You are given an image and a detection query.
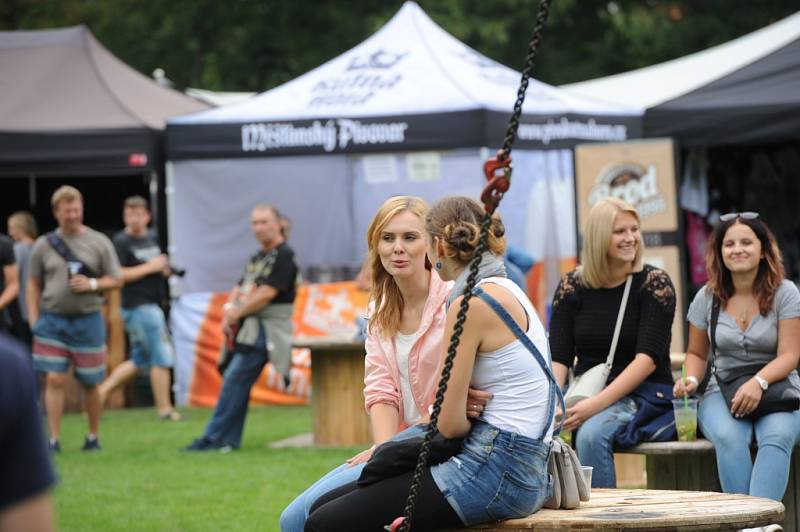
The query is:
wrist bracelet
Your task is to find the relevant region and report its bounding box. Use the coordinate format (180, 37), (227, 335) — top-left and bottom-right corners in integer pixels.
(89, 278), (98, 291)
(685, 375), (699, 387)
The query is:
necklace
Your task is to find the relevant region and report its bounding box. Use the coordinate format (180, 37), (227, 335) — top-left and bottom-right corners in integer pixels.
(738, 308), (749, 326)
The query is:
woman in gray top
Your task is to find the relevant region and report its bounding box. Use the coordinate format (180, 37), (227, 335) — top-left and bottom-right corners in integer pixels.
(675, 212), (800, 502)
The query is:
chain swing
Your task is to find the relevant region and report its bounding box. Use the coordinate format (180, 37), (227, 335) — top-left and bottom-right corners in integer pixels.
(389, 1), (553, 530)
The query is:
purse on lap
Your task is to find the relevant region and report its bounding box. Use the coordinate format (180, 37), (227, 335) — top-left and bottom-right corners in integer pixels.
(564, 275), (632, 408)
(703, 297), (800, 421)
(707, 298), (800, 420)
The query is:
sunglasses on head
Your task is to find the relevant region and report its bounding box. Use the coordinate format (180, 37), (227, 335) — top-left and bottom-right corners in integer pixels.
(719, 212), (759, 222)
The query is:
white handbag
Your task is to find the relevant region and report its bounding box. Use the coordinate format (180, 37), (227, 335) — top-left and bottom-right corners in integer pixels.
(563, 275), (632, 409)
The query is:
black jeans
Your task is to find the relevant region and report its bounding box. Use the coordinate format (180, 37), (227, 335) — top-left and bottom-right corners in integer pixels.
(305, 468), (463, 532)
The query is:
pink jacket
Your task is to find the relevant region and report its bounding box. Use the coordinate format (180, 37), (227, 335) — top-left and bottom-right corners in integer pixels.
(363, 271), (452, 431)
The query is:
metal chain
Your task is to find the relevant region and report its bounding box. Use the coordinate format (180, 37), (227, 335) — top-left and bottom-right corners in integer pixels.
(395, 1), (552, 530)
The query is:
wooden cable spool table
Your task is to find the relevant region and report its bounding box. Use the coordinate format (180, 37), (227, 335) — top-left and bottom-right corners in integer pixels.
(460, 489), (784, 531)
(292, 338), (370, 447)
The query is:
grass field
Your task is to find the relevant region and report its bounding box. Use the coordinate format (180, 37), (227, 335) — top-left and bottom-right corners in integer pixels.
(52, 406), (359, 532)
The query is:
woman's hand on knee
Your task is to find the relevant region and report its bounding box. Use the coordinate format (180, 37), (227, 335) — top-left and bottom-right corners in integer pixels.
(346, 445), (376, 467)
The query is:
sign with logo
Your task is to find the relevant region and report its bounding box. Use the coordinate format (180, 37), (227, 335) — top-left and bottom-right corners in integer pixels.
(575, 139), (684, 352)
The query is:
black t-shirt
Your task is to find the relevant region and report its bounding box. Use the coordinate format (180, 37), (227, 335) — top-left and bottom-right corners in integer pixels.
(549, 264), (676, 386)
(0, 333), (56, 511)
(0, 235), (15, 294)
(239, 243), (298, 304)
(113, 230), (166, 309)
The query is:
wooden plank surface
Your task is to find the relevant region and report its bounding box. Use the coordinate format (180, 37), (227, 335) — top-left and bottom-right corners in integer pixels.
(459, 489), (784, 531)
(292, 337), (364, 351)
(307, 344), (371, 447)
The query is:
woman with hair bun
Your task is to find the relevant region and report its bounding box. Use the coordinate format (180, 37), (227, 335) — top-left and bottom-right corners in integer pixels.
(306, 196), (557, 531)
(282, 196), (491, 532)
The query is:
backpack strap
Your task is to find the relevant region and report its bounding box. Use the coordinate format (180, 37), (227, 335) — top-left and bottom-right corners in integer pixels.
(46, 232), (99, 278)
(472, 285), (565, 439)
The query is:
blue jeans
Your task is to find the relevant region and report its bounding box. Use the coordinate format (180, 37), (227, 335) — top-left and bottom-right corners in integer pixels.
(574, 397), (637, 488)
(122, 304), (174, 369)
(698, 391), (800, 501)
(431, 420), (551, 526)
(279, 424), (425, 532)
(201, 327), (268, 448)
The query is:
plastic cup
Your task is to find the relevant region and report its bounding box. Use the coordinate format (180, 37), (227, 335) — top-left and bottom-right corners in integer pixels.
(580, 465), (593, 489)
(672, 398), (698, 441)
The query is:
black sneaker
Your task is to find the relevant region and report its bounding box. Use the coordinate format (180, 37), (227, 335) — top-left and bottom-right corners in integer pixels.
(183, 437), (214, 451)
(82, 436), (101, 452)
(49, 439), (61, 453)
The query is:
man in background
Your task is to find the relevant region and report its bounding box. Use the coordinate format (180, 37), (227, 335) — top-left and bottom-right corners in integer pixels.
(184, 204), (298, 452)
(8, 211), (38, 342)
(98, 196), (180, 421)
(0, 233), (19, 336)
(28, 185), (122, 452)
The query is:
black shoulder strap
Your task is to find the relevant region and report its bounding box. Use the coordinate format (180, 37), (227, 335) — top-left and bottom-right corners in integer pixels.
(697, 296), (720, 395)
(46, 232), (99, 278)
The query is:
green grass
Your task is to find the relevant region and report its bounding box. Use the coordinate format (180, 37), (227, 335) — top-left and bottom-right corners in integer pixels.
(52, 406), (360, 532)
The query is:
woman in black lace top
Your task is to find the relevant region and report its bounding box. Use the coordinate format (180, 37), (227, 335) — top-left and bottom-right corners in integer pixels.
(549, 198), (676, 488)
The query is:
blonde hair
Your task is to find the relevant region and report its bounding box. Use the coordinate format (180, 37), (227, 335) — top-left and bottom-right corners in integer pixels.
(8, 211), (38, 239)
(426, 196), (506, 265)
(579, 197), (643, 288)
(51, 185), (83, 209)
(366, 196), (429, 338)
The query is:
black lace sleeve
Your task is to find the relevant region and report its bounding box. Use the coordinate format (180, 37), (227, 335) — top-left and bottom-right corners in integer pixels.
(548, 270), (580, 368)
(635, 266), (676, 366)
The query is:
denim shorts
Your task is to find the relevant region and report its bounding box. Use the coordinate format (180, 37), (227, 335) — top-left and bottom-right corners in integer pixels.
(431, 420), (552, 525)
(32, 311), (107, 385)
(121, 303), (174, 369)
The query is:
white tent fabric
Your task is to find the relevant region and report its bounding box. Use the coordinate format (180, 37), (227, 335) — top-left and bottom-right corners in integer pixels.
(562, 11), (800, 109)
(167, 2), (640, 159)
(172, 2), (635, 124)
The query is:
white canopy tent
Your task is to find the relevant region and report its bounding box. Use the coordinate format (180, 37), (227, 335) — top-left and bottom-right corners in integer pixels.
(166, 1), (640, 294)
(165, 1), (643, 405)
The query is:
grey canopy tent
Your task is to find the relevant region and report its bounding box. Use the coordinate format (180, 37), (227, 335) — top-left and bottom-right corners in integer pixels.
(0, 25), (208, 177)
(563, 11), (800, 146)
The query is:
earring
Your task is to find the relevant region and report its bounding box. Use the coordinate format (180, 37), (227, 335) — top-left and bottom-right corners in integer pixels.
(435, 261), (442, 270)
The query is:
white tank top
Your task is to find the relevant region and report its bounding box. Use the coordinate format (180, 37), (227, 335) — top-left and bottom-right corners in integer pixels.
(395, 332), (422, 425)
(471, 277), (554, 441)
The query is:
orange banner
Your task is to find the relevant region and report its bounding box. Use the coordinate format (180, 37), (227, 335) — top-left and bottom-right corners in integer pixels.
(188, 282), (369, 406)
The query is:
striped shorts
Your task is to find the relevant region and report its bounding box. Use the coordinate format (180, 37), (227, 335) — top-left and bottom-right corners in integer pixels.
(33, 311), (107, 385)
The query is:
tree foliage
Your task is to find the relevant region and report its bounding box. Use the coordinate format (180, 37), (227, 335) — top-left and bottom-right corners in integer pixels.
(1, 0), (796, 91)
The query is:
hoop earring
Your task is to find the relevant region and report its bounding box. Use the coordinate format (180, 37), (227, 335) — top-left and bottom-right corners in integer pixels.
(435, 261), (443, 270)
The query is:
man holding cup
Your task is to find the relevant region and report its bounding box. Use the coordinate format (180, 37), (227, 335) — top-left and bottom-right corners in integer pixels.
(28, 186), (122, 452)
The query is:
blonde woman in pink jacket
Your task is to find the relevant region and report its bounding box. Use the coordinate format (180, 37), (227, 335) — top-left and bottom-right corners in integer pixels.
(281, 196), (490, 532)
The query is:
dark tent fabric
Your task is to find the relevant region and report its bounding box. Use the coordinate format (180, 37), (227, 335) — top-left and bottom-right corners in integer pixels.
(645, 37), (800, 146)
(0, 26), (208, 177)
(563, 11), (800, 148)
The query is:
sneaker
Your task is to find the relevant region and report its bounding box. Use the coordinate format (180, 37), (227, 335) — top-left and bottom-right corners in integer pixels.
(159, 410), (183, 422)
(81, 435), (101, 452)
(49, 439), (61, 453)
(183, 437), (214, 451)
(216, 444), (234, 454)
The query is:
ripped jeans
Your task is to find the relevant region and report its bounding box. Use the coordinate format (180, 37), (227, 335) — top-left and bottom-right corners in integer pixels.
(574, 397), (637, 488)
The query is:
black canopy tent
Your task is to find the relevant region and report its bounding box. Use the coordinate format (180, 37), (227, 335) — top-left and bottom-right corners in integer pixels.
(563, 11), (800, 147)
(0, 25), (208, 236)
(645, 37), (800, 147)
